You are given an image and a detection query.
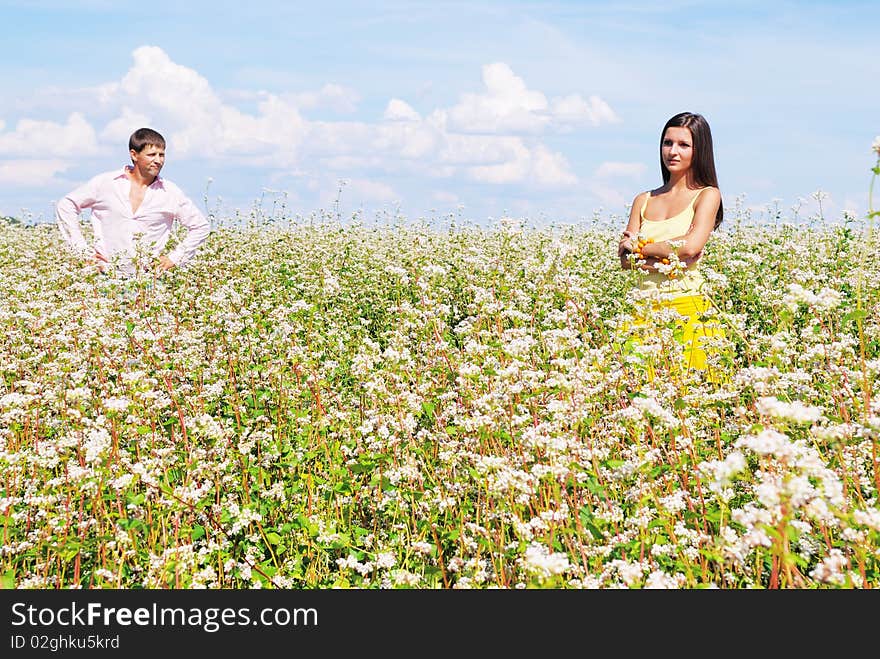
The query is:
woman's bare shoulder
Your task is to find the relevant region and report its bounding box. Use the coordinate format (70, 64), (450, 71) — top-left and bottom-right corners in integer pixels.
(696, 186), (722, 204)
(631, 190), (651, 206)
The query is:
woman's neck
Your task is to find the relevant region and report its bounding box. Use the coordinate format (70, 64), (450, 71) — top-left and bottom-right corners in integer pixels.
(664, 172), (695, 192)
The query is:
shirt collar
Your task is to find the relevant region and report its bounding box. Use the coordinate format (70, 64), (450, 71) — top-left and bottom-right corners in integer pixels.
(117, 165), (165, 188)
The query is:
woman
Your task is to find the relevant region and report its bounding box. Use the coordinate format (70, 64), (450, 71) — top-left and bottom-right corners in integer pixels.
(617, 111), (725, 380)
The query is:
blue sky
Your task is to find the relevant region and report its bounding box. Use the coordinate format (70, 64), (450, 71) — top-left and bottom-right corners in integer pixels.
(1, 0), (877, 227)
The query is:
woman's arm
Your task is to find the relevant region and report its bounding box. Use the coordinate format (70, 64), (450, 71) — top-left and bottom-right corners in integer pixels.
(618, 192), (646, 270)
(637, 187), (721, 262)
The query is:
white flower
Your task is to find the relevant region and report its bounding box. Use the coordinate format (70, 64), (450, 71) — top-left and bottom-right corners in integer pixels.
(872, 135), (880, 156)
(853, 508), (880, 532)
(0, 392), (33, 409)
(809, 549), (848, 586)
(756, 396), (824, 424)
(112, 474), (135, 491)
(815, 287), (843, 310)
(522, 542), (571, 578)
(392, 570), (421, 586)
(658, 490), (687, 514)
(629, 396), (678, 430)
(83, 427), (112, 464)
(699, 451), (748, 495)
(736, 427), (796, 460)
(103, 396), (131, 413)
(644, 570), (686, 589)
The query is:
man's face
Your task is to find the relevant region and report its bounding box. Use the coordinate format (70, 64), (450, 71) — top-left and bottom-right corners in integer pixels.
(130, 144), (165, 178)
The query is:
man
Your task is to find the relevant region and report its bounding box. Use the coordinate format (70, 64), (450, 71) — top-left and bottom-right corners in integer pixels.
(56, 127), (211, 275)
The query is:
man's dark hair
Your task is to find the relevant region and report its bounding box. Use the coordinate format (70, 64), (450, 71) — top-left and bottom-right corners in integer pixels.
(129, 127), (166, 153)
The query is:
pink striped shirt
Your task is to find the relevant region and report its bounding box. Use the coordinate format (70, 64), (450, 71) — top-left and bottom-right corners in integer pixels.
(55, 166), (211, 271)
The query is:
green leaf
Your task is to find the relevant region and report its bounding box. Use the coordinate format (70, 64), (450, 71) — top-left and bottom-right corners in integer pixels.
(62, 545), (81, 562)
(579, 507), (603, 540)
(333, 480), (353, 494)
(349, 460), (375, 474)
(0, 569), (15, 589)
(844, 309), (867, 323)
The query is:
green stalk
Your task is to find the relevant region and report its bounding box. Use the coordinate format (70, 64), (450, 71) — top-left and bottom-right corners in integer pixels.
(855, 155), (879, 418)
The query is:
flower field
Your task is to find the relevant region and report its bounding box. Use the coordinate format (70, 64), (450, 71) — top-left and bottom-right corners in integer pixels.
(1, 202), (879, 589)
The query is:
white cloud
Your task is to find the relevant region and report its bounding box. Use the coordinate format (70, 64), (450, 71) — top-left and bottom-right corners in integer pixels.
(552, 94), (620, 127)
(532, 145), (578, 186)
(316, 177), (397, 210)
(219, 85), (358, 115)
(588, 182), (630, 210)
(439, 132), (553, 169)
(588, 162), (645, 210)
(282, 84), (360, 113)
(384, 99), (421, 122)
(0, 159), (69, 186)
(346, 178), (397, 203)
(121, 46), (218, 115)
(230, 95), (306, 157)
(305, 115), (572, 186)
(320, 154), (384, 171)
(2, 48), (603, 200)
(448, 62), (550, 134)
(6, 81), (124, 117)
(102, 45), (307, 160)
(468, 151), (530, 184)
(446, 62), (619, 134)
(594, 161), (646, 179)
(101, 107), (153, 144)
(380, 122), (439, 159)
(468, 140), (576, 186)
(306, 121), (373, 159)
(841, 197), (861, 217)
(0, 113), (99, 157)
(431, 190), (459, 203)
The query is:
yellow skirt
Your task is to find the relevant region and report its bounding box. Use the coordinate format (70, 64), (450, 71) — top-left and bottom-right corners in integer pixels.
(623, 294), (727, 383)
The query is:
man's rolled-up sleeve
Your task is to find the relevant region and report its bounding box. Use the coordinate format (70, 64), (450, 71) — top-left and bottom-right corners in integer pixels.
(55, 178), (97, 258)
(167, 192), (211, 267)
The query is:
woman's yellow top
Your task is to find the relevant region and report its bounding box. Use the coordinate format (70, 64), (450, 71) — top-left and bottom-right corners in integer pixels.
(637, 187), (707, 296)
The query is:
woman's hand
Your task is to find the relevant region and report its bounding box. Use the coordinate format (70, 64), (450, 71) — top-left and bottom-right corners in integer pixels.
(618, 230), (635, 258)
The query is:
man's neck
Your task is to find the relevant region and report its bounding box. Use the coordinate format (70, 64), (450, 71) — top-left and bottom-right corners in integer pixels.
(126, 165), (156, 187)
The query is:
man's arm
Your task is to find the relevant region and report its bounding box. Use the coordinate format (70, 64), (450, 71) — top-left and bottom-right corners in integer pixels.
(165, 190), (211, 269)
(55, 179), (98, 259)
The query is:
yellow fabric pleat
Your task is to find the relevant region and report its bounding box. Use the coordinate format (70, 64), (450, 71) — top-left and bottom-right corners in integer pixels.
(622, 294), (727, 383)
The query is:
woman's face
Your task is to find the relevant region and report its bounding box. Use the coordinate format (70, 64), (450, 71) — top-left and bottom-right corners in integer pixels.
(661, 126), (693, 175)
